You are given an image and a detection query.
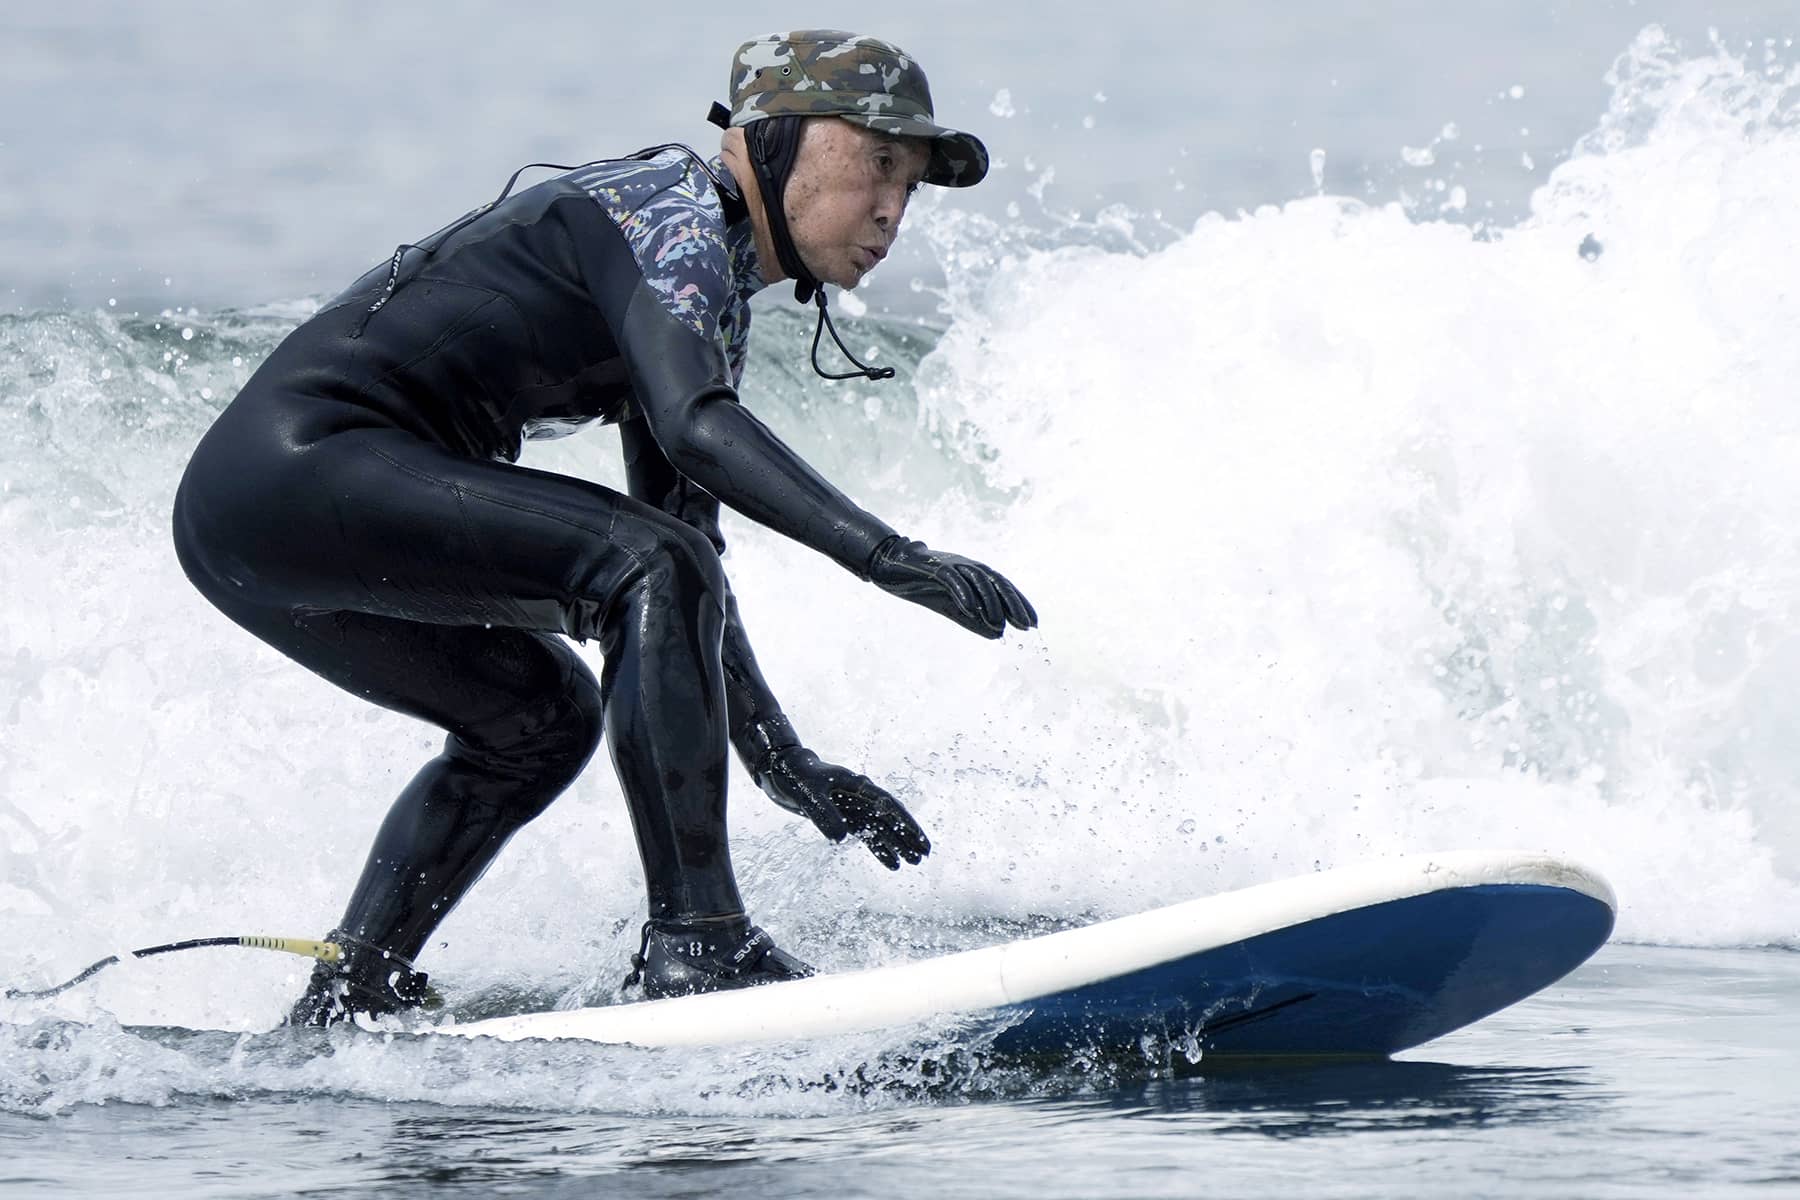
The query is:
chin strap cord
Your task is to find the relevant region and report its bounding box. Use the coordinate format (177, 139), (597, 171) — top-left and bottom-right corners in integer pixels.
(4, 936), (343, 1000)
(809, 291), (896, 382)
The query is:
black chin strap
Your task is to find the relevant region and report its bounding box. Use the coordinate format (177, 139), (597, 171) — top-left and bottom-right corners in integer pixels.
(739, 115), (819, 304)
(710, 104), (897, 384)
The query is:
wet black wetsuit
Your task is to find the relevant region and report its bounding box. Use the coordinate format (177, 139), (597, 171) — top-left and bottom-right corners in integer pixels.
(172, 149), (896, 990)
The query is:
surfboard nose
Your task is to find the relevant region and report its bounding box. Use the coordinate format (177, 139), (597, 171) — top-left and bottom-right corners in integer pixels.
(989, 879), (1616, 1060)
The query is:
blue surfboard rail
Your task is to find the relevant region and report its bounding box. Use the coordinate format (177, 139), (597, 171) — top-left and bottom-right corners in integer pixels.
(989, 882), (1615, 1060)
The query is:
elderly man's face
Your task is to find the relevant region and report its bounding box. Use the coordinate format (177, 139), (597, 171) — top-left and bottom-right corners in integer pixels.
(783, 118), (930, 290)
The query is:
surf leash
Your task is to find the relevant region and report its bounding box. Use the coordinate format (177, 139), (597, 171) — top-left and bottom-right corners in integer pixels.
(4, 936), (342, 1000)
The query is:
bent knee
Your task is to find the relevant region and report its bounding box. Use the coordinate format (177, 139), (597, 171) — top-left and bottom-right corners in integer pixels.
(619, 517), (726, 618)
(457, 668), (606, 810)
(564, 512), (726, 643)
(653, 518), (726, 602)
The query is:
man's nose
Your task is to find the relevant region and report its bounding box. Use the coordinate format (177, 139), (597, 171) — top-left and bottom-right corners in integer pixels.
(874, 186), (908, 231)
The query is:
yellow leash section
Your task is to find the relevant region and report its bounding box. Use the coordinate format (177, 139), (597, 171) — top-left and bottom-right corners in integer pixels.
(3, 936), (343, 1000)
(235, 936), (342, 962)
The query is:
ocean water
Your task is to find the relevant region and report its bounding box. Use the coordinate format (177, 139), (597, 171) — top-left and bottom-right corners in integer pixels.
(4, 9), (1800, 1198)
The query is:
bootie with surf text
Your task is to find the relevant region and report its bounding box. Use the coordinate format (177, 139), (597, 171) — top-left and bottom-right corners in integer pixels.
(623, 916), (815, 1000)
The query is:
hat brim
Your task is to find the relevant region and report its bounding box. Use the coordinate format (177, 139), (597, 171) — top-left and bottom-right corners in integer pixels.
(836, 112), (990, 188)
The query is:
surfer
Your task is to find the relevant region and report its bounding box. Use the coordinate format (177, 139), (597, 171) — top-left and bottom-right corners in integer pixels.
(171, 30), (1035, 1026)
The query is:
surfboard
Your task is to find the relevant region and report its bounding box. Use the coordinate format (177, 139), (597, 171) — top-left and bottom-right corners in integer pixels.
(436, 850), (1615, 1060)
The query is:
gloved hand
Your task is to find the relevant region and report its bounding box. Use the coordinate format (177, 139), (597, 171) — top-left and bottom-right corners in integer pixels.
(867, 535), (1038, 640)
(754, 745), (930, 870)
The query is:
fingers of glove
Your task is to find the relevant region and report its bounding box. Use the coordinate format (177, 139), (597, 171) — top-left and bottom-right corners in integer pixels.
(946, 603), (1003, 639)
(836, 778), (931, 866)
(878, 805), (931, 864)
(991, 571), (1038, 629)
(955, 563), (1006, 633)
(856, 827), (903, 870)
(907, 577), (997, 639)
(929, 560), (983, 627)
(919, 579), (999, 638)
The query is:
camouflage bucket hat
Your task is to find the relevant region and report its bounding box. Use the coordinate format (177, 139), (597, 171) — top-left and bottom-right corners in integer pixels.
(719, 30), (989, 188)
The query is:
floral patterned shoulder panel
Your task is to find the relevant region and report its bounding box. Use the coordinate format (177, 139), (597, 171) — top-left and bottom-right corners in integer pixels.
(571, 149), (763, 386)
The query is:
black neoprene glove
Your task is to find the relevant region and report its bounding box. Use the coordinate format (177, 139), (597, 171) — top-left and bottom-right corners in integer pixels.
(867, 535), (1038, 640)
(751, 742), (931, 870)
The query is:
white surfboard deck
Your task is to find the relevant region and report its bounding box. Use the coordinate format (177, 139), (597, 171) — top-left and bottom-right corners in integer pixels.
(433, 850), (1614, 1056)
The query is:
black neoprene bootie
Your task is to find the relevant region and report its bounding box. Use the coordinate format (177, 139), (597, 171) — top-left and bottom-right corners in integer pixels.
(284, 934), (434, 1027)
(624, 917), (815, 1000)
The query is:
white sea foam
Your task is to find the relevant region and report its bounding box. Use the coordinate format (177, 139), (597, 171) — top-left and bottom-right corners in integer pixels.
(887, 27), (1800, 946)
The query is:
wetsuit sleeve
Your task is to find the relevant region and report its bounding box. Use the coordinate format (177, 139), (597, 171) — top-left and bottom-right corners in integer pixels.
(619, 417), (800, 769)
(619, 410), (727, 553)
(613, 281), (896, 577)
